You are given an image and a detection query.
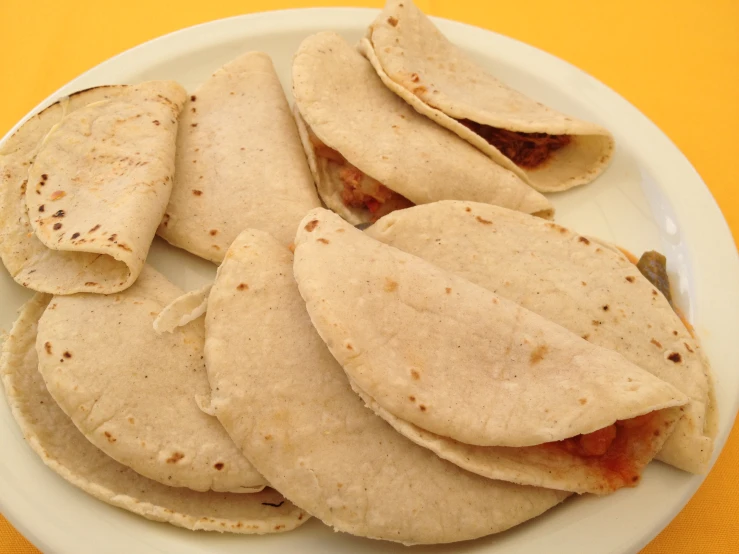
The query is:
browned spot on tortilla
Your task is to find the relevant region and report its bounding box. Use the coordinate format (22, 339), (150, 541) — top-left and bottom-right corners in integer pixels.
(274, 525), (285, 530)
(191, 189), (203, 196)
(237, 283), (249, 291)
(673, 330), (679, 336)
(596, 248), (603, 253)
(409, 395), (416, 402)
(419, 404), (427, 412)
(317, 238), (329, 244)
(387, 16), (398, 26)
(413, 85), (427, 95)
(384, 278), (398, 292)
(190, 95), (197, 101)
(38, 205), (45, 212)
(582, 333), (590, 340)
(652, 290), (658, 296)
(63, 351), (72, 358)
(71, 232), (80, 239)
(304, 219), (319, 232)
(592, 320), (602, 326)
(264, 435), (273, 441)
(191, 107), (196, 113)
(465, 207), (472, 212)
(50, 190), (66, 201)
(668, 352), (682, 363)
(53, 223), (62, 230)
(579, 398), (588, 405)
(581, 281), (587, 286)
(684, 342), (694, 353)
(445, 287), (452, 294)
(345, 343), (354, 351)
(578, 236), (590, 245)
(104, 432), (116, 443)
(530, 344), (548, 364)
(44, 342), (52, 354)
(298, 514), (304, 521)
(89, 224), (100, 233)
(410, 72), (420, 82)
(117, 243), (132, 251)
(476, 216), (492, 225)
(153, 120), (160, 125)
(41, 174), (48, 181)
(288, 243), (296, 253)
(209, 229), (218, 236)
(214, 462), (224, 470)
(191, 123), (198, 127)
(626, 276), (635, 283)
(336, 228), (345, 233)
(650, 338), (662, 348)
(410, 369), (420, 380)
(85, 281), (97, 286)
(128, 417), (135, 424)
(602, 305), (609, 311)
(166, 452), (184, 464)
(52, 210), (65, 218)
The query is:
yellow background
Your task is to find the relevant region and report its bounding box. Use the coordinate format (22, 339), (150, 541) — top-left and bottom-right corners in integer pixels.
(1, 0), (737, 552)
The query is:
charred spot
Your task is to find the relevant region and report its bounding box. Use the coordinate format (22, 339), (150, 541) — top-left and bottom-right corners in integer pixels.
(104, 432), (116, 443)
(409, 395), (416, 402)
(631, 476), (639, 483)
(650, 338), (663, 348)
(89, 224), (100, 233)
(673, 330), (679, 336)
(626, 276), (635, 283)
(117, 243), (132, 251)
(161, 213), (170, 227)
(191, 123), (198, 127)
(236, 283), (248, 291)
(298, 513), (304, 521)
(465, 207), (472, 212)
(602, 305), (609, 311)
(214, 462), (224, 470)
(191, 107), (197, 113)
(654, 430), (661, 437)
(52, 210), (65, 218)
(85, 281), (97, 286)
(44, 342), (52, 354)
(71, 232), (80, 239)
(41, 174), (48, 181)
(317, 238), (330, 244)
(304, 219), (319, 232)
(274, 525), (285, 530)
(592, 320), (602, 326)
(445, 287), (452, 294)
(476, 216), (493, 225)
(108, 234), (117, 242)
(209, 229), (218, 236)
(261, 500), (285, 507)
(652, 290), (658, 296)
(578, 236), (590, 245)
(166, 452), (185, 464)
(63, 351), (72, 358)
(38, 205), (45, 212)
(153, 120), (160, 125)
(667, 352), (682, 363)
(684, 342), (694, 353)
(192, 189), (203, 196)
(384, 278), (398, 292)
(530, 344), (548, 364)
(190, 95), (197, 101)
(53, 223), (62, 230)
(387, 16), (398, 26)
(410, 72), (420, 82)
(419, 404), (427, 412)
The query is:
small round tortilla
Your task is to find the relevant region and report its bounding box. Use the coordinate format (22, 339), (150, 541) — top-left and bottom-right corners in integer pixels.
(293, 208), (687, 448)
(36, 266), (266, 492)
(363, 0), (614, 192)
(366, 201), (716, 474)
(0, 294), (308, 533)
(205, 228), (567, 545)
(292, 32), (553, 224)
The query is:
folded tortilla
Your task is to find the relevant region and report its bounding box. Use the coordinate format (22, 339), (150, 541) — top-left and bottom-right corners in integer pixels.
(361, 0), (614, 192)
(0, 82), (185, 295)
(292, 32), (552, 225)
(205, 228), (567, 544)
(157, 52), (320, 261)
(36, 266), (266, 493)
(293, 208), (689, 493)
(0, 294), (308, 533)
(366, 201), (717, 474)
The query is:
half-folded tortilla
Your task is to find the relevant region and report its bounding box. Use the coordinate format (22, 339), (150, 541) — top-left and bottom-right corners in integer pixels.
(0, 294), (308, 533)
(0, 82), (185, 295)
(292, 32), (553, 225)
(36, 266), (266, 493)
(157, 52), (320, 260)
(293, 208), (689, 493)
(366, 201), (717, 474)
(361, 0), (614, 192)
(205, 228), (567, 544)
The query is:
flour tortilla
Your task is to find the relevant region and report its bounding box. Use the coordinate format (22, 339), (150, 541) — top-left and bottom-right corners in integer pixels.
(1, 81), (186, 294)
(367, 201), (716, 474)
(205, 228), (567, 545)
(157, 52), (320, 261)
(362, 0), (614, 192)
(292, 32), (552, 225)
(294, 208), (687, 449)
(0, 294), (308, 533)
(36, 266), (266, 492)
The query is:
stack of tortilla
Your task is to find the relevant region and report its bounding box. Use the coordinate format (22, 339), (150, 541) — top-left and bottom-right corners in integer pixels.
(0, 3), (718, 548)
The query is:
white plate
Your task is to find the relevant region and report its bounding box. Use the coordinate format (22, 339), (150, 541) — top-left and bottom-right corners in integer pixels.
(1, 8), (738, 554)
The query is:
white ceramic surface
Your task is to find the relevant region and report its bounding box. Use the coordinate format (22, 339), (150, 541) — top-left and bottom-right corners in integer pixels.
(1, 8), (737, 554)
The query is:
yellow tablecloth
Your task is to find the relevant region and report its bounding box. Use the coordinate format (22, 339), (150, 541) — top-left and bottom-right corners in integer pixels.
(1, 0), (737, 552)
